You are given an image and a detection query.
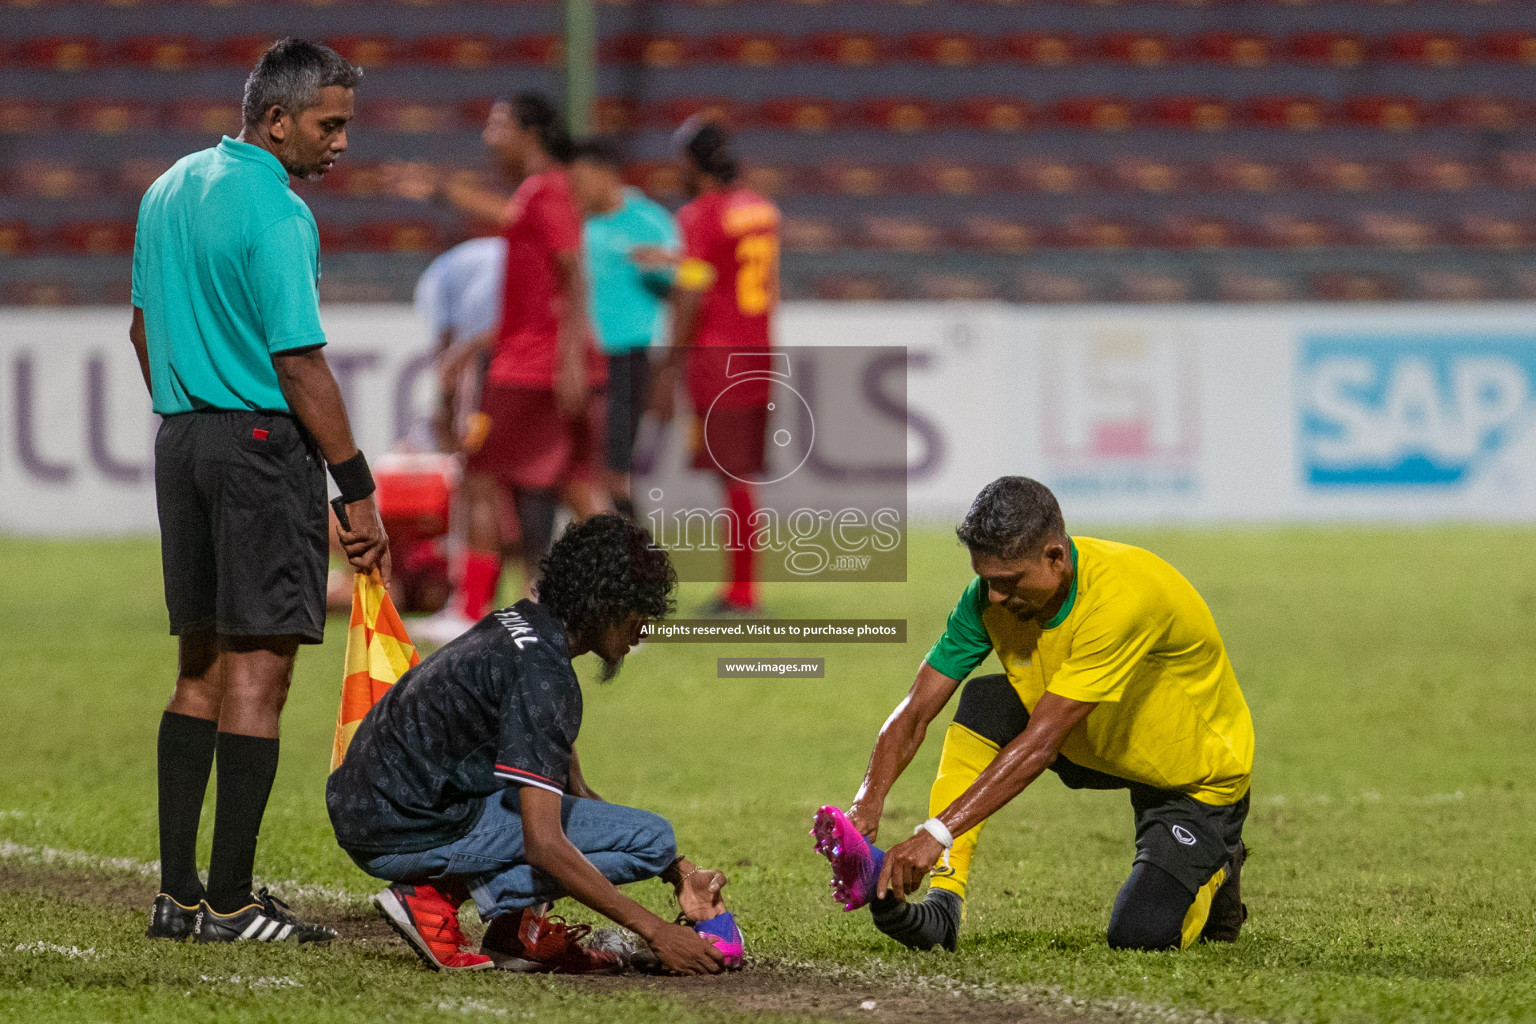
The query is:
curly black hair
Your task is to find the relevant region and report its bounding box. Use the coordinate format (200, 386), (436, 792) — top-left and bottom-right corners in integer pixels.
(536, 514), (677, 642)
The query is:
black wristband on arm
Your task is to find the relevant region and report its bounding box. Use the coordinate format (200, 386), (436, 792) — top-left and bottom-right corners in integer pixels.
(328, 450), (375, 504)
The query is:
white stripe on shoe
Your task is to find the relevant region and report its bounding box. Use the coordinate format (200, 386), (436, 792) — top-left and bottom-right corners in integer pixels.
(239, 918), (267, 940)
(258, 920), (283, 942)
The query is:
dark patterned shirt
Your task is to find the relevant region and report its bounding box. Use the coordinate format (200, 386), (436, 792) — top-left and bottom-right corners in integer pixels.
(326, 600), (583, 856)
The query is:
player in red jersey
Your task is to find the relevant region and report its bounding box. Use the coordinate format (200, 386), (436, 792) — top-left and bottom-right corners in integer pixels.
(433, 94), (609, 634)
(652, 119), (779, 614)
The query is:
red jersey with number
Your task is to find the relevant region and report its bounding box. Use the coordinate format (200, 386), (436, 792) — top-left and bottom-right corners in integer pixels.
(677, 187), (779, 409)
(487, 167), (605, 388)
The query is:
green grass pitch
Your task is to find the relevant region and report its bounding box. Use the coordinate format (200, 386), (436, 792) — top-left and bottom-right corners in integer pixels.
(1, 527), (1534, 1023)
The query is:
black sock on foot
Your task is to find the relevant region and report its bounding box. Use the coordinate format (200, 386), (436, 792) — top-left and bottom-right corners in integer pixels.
(205, 732), (280, 915)
(156, 711), (217, 905)
(870, 888), (962, 952)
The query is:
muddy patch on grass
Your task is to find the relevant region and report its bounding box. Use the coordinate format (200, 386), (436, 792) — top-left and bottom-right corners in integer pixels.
(0, 862), (1131, 1024)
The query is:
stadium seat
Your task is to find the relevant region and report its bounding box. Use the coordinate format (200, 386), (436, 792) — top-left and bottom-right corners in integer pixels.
(1305, 155), (1386, 192)
(1346, 96), (1425, 132)
(1061, 217), (1141, 249)
(17, 36), (103, 71)
(118, 36), (207, 71)
(1110, 157), (1187, 193)
(1258, 214), (1339, 248)
(759, 98), (843, 133)
(7, 160), (102, 200)
(1099, 33), (1179, 67)
(356, 220), (441, 253)
(916, 272), (998, 301)
(1118, 272), (1191, 303)
(1290, 32), (1367, 69)
(1416, 271), (1491, 302)
(0, 100), (60, 134)
(1002, 33), (1077, 66)
(54, 220), (136, 256)
(712, 34), (793, 66)
(1014, 158), (1095, 193)
(780, 216), (845, 252)
(859, 216), (943, 252)
(627, 160), (686, 200)
(1217, 271), (1295, 302)
(165, 99), (242, 137)
(603, 34), (699, 67)
(813, 161), (896, 196)
(1446, 95), (1525, 131)
(644, 97), (741, 130)
(912, 161), (993, 195)
(213, 36), (278, 68)
(0, 221), (38, 256)
(592, 97), (638, 133)
(804, 33), (889, 66)
(904, 32), (986, 66)
(954, 216), (1036, 252)
(414, 35), (498, 68)
(1013, 271), (1094, 305)
(117, 157), (176, 195)
(1402, 153), (1479, 190)
(326, 36), (397, 68)
(364, 100), (458, 133)
(741, 164), (796, 197)
(1210, 156), (1288, 193)
(813, 274), (897, 301)
(1247, 95), (1331, 131)
(1483, 31), (1536, 65)
(1, 281), (81, 306)
(504, 35), (563, 66)
(955, 97), (1030, 132)
(1313, 271), (1400, 302)
(1492, 150), (1536, 189)
(1194, 32), (1271, 67)
(1355, 213), (1438, 249)
(67, 100), (155, 134)
(1458, 215), (1527, 249)
(1387, 32), (1465, 67)
(1055, 96), (1135, 132)
(858, 98), (938, 134)
(1150, 96), (1231, 132)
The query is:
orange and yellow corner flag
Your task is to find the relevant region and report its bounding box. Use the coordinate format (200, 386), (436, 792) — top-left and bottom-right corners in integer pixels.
(330, 573), (420, 772)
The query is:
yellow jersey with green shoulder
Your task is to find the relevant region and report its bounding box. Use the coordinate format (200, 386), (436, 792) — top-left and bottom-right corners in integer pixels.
(924, 536), (1253, 806)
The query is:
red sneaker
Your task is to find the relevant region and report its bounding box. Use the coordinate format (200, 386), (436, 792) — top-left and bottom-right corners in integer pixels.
(480, 907), (622, 974)
(372, 884), (494, 972)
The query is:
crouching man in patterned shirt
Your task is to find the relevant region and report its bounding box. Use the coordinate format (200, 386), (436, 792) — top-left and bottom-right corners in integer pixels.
(327, 515), (729, 974)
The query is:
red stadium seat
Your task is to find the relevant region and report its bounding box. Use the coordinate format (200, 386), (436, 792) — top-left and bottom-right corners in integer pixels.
(1062, 218), (1141, 250)
(214, 37), (277, 68)
(804, 33), (888, 67)
(904, 33), (985, 66)
(1354, 213), (1437, 249)
(1150, 96), (1231, 132)
(18, 36), (104, 71)
(1014, 158), (1096, 193)
(955, 97), (1030, 133)
(603, 34), (699, 68)
(1416, 272), (1491, 303)
(916, 273), (998, 301)
(316, 222), (356, 252)
(1492, 151), (1536, 190)
(1386, 32), (1465, 68)
(644, 97), (741, 129)
(1258, 215), (1339, 249)
(1217, 271), (1295, 303)
(8, 160), (103, 199)
(1402, 153), (1480, 190)
(414, 35), (498, 69)
(712, 34), (794, 67)
(1446, 95), (1525, 132)
(858, 98), (937, 133)
(1110, 157), (1187, 194)
(1457, 215), (1527, 250)
(759, 98), (843, 133)
(326, 36), (397, 68)
(859, 216), (943, 252)
(1305, 155), (1386, 192)
(1100, 33), (1179, 68)
(55, 220), (136, 255)
(166, 99), (243, 137)
(1, 281), (81, 306)
(0, 100), (60, 134)
(813, 161), (896, 196)
(0, 221), (38, 256)
(1290, 32), (1367, 69)
(741, 164), (797, 197)
(357, 221), (441, 253)
(1118, 272), (1191, 303)
(1247, 95), (1331, 131)
(67, 100), (155, 134)
(814, 274), (898, 301)
(504, 35), (563, 67)
(118, 157), (176, 195)
(365, 101), (458, 133)
(912, 161), (993, 196)
(592, 97), (639, 133)
(117, 36), (207, 71)
(780, 217), (845, 252)
(1345, 96), (1425, 132)
(1210, 156), (1288, 193)
(1483, 32), (1536, 66)
(954, 216), (1037, 252)
(1055, 96), (1136, 132)
(1002, 33), (1077, 67)
(1313, 272), (1401, 303)
(1194, 32), (1271, 67)
(627, 161), (686, 200)
(1014, 271), (1094, 305)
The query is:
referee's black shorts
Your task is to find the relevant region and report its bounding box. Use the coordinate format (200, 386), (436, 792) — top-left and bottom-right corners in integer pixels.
(154, 410), (328, 644)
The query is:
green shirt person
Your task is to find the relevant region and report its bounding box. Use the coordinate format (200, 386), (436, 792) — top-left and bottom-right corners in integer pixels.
(130, 38), (387, 949)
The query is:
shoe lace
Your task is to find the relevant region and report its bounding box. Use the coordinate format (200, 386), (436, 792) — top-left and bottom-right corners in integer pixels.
(416, 898), (474, 953)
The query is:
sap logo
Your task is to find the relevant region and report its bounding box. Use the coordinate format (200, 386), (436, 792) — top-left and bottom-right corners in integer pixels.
(1171, 825), (1198, 846)
(1299, 335), (1536, 487)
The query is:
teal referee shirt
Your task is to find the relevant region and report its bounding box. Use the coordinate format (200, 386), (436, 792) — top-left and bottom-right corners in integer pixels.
(131, 136), (327, 416)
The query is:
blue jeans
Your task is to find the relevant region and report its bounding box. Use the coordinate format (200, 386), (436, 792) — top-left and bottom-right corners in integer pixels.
(355, 791), (677, 921)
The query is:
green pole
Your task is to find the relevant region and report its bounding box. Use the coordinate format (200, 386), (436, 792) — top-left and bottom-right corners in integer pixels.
(564, 0), (596, 136)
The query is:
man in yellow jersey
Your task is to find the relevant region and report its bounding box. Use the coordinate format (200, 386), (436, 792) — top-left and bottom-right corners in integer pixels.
(812, 476), (1254, 952)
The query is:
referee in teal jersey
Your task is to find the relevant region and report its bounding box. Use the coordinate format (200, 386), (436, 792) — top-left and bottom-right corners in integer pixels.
(130, 39), (388, 946)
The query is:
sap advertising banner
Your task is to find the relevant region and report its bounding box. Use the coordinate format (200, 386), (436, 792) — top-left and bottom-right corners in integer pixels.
(3, 303), (1536, 535)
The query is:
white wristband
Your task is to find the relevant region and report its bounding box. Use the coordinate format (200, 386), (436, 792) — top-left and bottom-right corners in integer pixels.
(915, 817), (954, 849)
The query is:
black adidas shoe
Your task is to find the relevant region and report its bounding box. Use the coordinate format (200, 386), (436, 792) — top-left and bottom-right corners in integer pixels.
(194, 887), (338, 945)
(146, 894), (201, 941)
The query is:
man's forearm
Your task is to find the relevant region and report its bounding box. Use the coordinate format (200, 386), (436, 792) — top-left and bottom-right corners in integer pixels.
(129, 308), (152, 395)
(273, 348), (360, 465)
(441, 178), (511, 225)
(526, 838), (668, 940)
(853, 709), (925, 811)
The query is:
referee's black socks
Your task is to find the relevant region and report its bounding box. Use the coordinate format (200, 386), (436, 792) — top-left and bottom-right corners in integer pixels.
(206, 732), (280, 915)
(156, 711), (217, 906)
